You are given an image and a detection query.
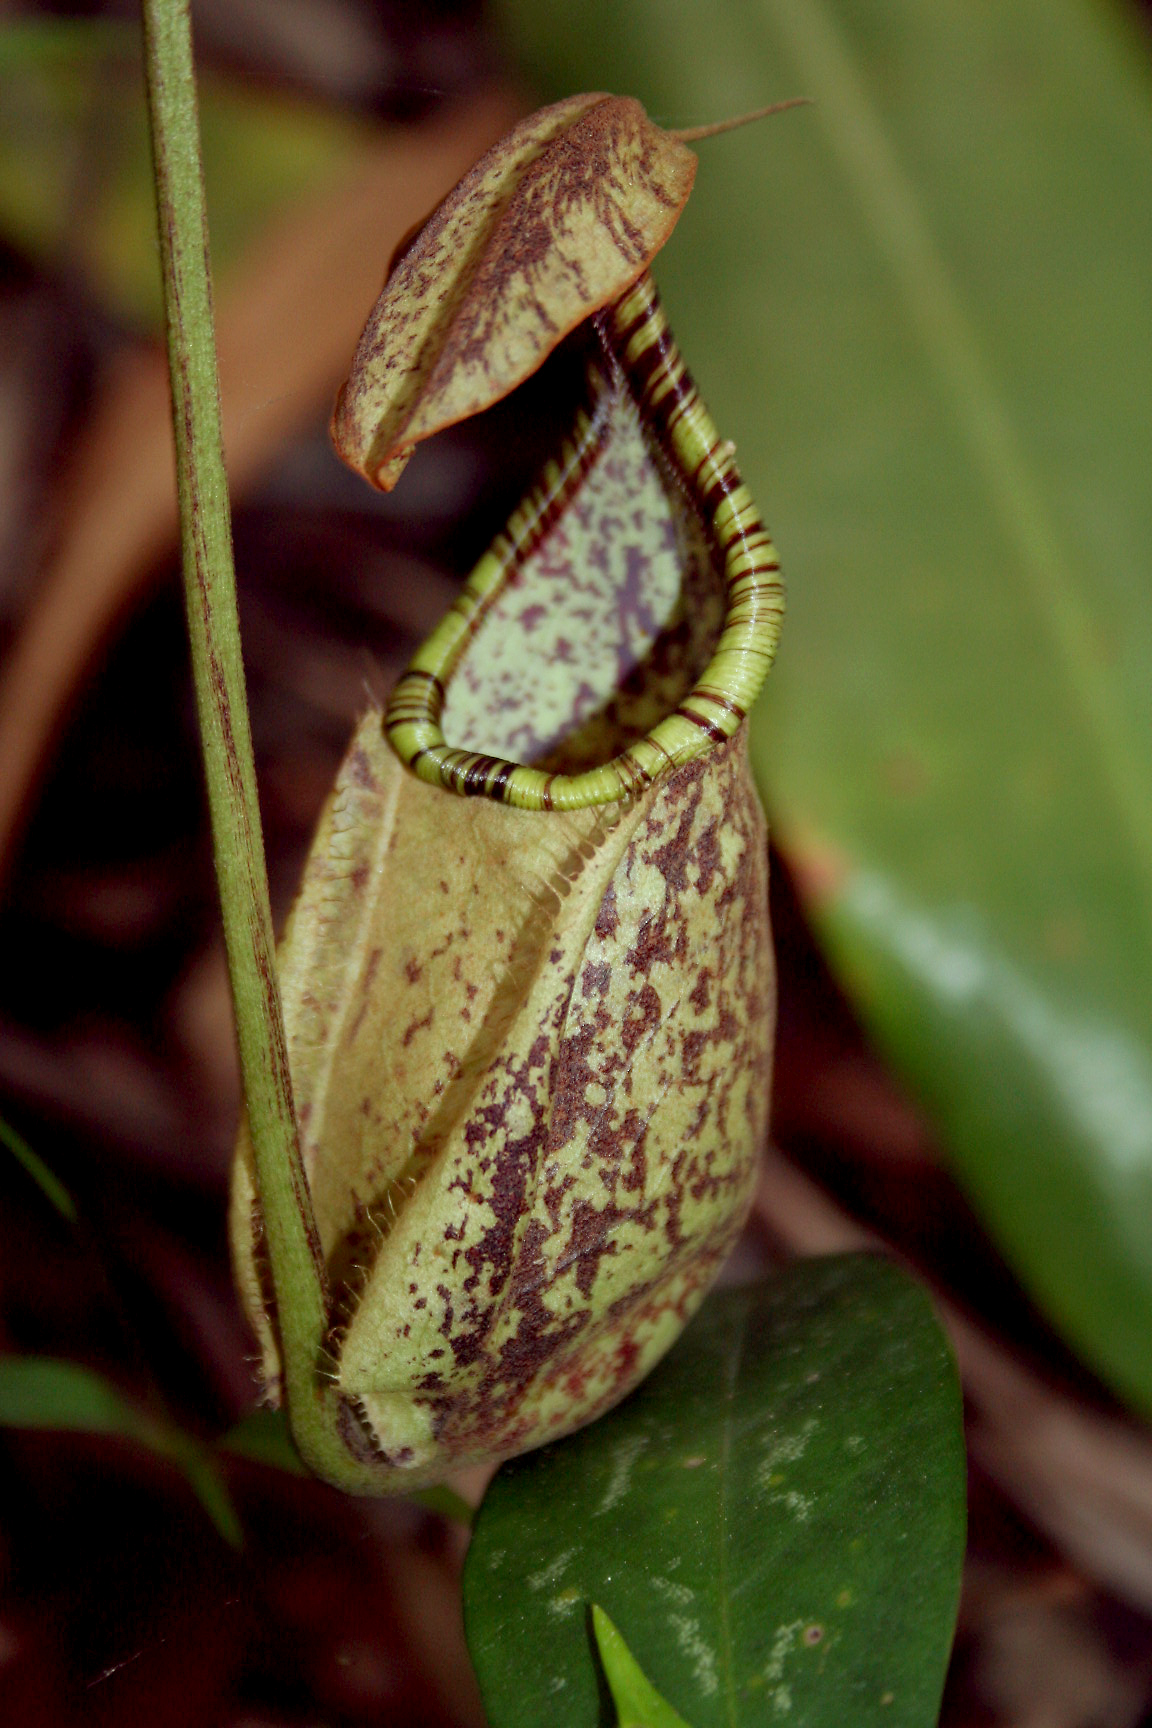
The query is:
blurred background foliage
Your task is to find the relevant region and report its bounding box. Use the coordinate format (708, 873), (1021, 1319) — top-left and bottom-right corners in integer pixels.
(496, 0), (1152, 1423)
(0, 17), (372, 329)
(2, 2), (1152, 1725)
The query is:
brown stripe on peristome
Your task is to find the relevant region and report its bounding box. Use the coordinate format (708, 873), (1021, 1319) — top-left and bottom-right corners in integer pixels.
(490, 530), (517, 567)
(643, 366), (698, 452)
(699, 468), (739, 519)
(607, 295), (660, 353)
(623, 322), (677, 396)
(619, 751), (654, 793)
(692, 446), (730, 492)
(696, 687), (747, 722)
(677, 705), (729, 744)
(651, 383), (693, 442)
(542, 775), (556, 812)
(726, 561), (782, 594)
(402, 669), (445, 698)
(461, 755), (500, 796)
(489, 762), (515, 802)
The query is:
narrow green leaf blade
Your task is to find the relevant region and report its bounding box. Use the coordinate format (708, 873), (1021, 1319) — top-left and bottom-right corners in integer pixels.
(0, 1357), (241, 1546)
(173, 1445), (244, 1549)
(464, 1258), (965, 1728)
(592, 1605), (696, 1728)
(495, 0), (1152, 1414)
(0, 1117), (75, 1219)
(0, 1356), (150, 1436)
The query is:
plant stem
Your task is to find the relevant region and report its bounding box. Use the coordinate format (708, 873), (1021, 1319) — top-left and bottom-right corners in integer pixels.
(139, 0), (359, 1484)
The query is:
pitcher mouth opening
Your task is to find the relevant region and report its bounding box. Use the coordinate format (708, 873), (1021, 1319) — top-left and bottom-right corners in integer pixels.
(383, 275), (784, 812)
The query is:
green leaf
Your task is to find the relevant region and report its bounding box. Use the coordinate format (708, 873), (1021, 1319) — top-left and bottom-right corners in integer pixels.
(0, 1357), (241, 1546)
(219, 1404), (309, 1476)
(495, 0), (1152, 1416)
(0, 1117), (75, 1219)
(0, 1355), (153, 1436)
(592, 1605), (695, 1728)
(463, 1258), (965, 1728)
(175, 1447), (244, 1550)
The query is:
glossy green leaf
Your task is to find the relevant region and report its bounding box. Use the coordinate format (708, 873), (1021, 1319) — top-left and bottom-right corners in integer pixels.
(0, 18), (364, 327)
(496, 0), (1152, 1414)
(463, 1258), (965, 1728)
(0, 1356), (241, 1545)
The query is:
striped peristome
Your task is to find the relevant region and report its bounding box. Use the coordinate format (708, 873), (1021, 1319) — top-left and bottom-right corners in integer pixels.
(385, 271), (784, 810)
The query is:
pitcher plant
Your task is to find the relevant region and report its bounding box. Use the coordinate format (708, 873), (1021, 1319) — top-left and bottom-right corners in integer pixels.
(230, 94), (787, 1489)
